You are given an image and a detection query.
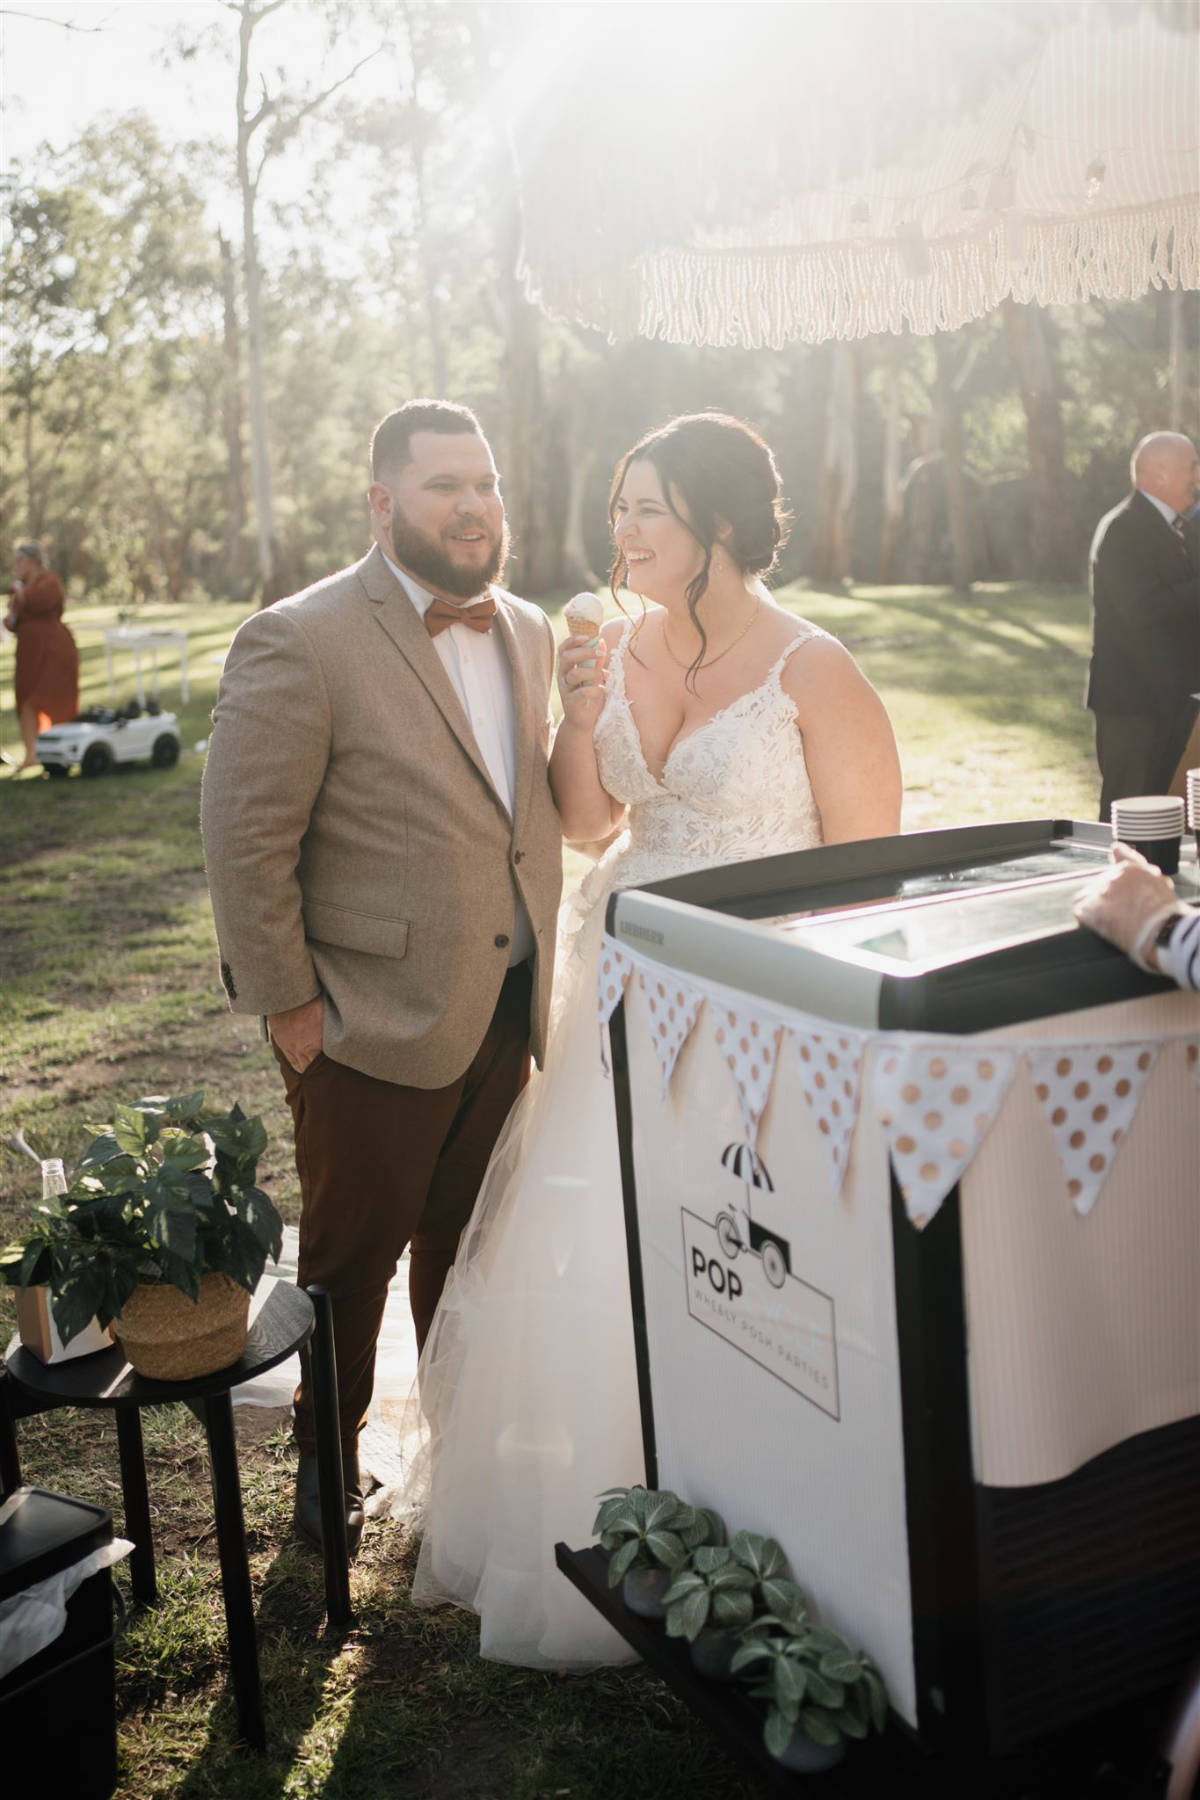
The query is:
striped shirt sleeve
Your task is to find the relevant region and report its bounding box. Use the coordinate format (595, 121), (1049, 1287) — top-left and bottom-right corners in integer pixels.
(1164, 908), (1200, 991)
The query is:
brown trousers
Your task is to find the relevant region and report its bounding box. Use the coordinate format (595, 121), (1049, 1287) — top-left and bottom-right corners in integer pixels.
(276, 962), (532, 1455)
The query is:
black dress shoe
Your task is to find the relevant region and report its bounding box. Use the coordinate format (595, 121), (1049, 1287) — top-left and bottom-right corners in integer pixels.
(293, 1449), (365, 1559)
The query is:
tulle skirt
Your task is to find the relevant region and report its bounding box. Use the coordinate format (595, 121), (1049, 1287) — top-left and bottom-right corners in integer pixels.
(402, 859), (650, 1668)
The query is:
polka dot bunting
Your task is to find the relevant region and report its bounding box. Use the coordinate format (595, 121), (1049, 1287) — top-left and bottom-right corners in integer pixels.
(597, 943), (634, 1030)
(871, 1043), (1019, 1228)
(785, 1027), (864, 1196)
(641, 974), (706, 1100)
(1026, 1041), (1159, 1216)
(716, 1008), (782, 1147)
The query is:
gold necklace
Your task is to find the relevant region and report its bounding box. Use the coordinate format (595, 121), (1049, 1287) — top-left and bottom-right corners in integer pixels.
(662, 598), (761, 672)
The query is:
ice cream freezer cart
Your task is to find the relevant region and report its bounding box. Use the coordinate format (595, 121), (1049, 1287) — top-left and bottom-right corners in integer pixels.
(592, 821), (1200, 1785)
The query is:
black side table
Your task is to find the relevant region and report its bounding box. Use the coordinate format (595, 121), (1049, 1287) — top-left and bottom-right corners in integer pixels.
(3, 1281), (351, 1749)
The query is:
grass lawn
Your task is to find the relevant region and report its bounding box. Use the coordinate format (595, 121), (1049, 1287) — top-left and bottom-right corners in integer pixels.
(0, 581), (1098, 1798)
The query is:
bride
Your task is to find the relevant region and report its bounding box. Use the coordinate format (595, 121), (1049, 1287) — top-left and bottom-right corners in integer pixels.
(406, 411), (902, 1667)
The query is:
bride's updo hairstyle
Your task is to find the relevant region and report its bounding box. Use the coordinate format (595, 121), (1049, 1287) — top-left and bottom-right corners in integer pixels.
(608, 411), (791, 683)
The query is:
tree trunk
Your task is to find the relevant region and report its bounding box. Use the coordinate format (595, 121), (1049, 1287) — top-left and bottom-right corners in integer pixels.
(1168, 285), (1185, 432)
(878, 350), (903, 583)
(935, 335), (972, 593)
(812, 343), (857, 585)
(218, 231), (249, 602)
(1001, 297), (1076, 581)
(411, 143), (446, 397)
(236, 1), (279, 605)
(499, 206), (561, 597)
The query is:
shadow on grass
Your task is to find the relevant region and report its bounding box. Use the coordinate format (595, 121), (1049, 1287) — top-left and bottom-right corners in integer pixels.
(143, 1518), (761, 1800)
(831, 588), (1091, 735)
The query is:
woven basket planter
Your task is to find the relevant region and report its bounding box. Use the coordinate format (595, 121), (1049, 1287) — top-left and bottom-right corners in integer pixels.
(117, 1272), (250, 1381)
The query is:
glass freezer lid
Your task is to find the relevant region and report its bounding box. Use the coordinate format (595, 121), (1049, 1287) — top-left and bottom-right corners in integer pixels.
(778, 871), (1102, 969)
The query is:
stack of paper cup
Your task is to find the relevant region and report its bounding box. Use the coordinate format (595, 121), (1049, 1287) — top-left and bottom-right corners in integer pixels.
(1110, 794), (1185, 875)
(1186, 768), (1200, 835)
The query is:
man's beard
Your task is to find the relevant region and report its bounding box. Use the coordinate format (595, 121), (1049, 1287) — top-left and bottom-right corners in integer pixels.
(389, 507), (509, 600)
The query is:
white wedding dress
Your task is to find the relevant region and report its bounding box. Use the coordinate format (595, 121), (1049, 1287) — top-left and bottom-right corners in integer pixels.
(406, 615), (828, 1667)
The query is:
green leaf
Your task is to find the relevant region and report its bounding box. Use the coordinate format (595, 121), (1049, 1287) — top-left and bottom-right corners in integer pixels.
(692, 1544), (732, 1576)
(761, 1577), (808, 1622)
(838, 1705), (868, 1741)
(643, 1490), (683, 1534)
(593, 1494), (629, 1536)
(797, 1707), (842, 1748)
(775, 1656), (807, 1709)
(668, 1587), (711, 1642)
(643, 1528), (686, 1569)
(19, 1240), (53, 1289)
(841, 1683), (870, 1737)
(712, 1589), (755, 1630)
(600, 1502), (640, 1539)
(819, 1650), (863, 1684)
(661, 1571), (703, 1606)
(51, 1262), (107, 1345)
(76, 1131), (123, 1171)
(112, 1106), (150, 1155)
(804, 1669), (846, 1709)
(710, 1565), (755, 1593)
(730, 1640), (773, 1675)
(159, 1207), (197, 1264)
(763, 1709), (794, 1759)
(864, 1667), (889, 1733)
(606, 1538), (641, 1584)
(240, 1187), (283, 1260)
(680, 1505), (726, 1548)
(730, 1530), (790, 1580)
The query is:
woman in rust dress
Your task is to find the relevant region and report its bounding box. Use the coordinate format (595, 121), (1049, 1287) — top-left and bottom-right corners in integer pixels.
(5, 541), (79, 770)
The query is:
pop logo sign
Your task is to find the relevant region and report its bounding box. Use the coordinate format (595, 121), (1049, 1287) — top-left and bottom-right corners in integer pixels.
(679, 1142), (840, 1420)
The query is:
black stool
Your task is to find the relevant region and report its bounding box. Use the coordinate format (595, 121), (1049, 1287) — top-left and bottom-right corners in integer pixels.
(1, 1281), (352, 1748)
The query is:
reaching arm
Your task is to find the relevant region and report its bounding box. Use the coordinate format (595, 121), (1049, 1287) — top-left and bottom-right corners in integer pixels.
(786, 638), (902, 843)
(1073, 841), (1200, 986)
(549, 617), (627, 843)
(199, 606), (332, 1019)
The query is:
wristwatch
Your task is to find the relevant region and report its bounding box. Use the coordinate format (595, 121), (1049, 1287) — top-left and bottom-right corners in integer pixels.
(1151, 909), (1186, 968)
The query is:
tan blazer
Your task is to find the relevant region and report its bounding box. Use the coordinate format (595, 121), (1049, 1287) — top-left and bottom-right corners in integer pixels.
(200, 546), (563, 1087)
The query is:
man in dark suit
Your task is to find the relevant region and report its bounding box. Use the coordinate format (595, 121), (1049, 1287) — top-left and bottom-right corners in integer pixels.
(1086, 431), (1200, 819)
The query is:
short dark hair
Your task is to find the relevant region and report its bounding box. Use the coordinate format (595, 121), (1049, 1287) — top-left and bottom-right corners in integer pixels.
(371, 400), (484, 483)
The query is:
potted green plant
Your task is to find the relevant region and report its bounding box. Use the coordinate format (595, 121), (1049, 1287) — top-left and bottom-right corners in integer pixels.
(731, 1617), (888, 1773)
(662, 1545), (758, 1676)
(665, 1530), (809, 1679)
(727, 1529), (809, 1623)
(593, 1486), (725, 1618)
(1, 1092), (282, 1381)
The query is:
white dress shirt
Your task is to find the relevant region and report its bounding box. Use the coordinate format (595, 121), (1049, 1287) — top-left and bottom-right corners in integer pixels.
(383, 551), (534, 966)
(1141, 489), (1186, 532)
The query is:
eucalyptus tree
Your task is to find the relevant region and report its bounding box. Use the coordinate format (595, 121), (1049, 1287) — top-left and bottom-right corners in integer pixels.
(217, 0), (381, 601)
(1, 117), (219, 591)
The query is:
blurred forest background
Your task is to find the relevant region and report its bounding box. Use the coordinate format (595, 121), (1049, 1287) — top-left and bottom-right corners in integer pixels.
(5, 0), (1199, 611)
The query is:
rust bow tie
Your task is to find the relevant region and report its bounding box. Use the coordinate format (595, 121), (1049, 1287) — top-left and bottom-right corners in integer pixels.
(424, 595), (497, 637)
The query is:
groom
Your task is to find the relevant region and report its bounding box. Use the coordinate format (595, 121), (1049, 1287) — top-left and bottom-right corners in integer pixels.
(200, 400), (562, 1553)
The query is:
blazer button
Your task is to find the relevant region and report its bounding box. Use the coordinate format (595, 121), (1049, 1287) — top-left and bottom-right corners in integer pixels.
(513, 850), (524, 864)
(495, 933), (510, 949)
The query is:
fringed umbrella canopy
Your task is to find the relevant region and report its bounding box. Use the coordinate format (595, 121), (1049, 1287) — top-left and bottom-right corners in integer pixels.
(512, 1), (1199, 346)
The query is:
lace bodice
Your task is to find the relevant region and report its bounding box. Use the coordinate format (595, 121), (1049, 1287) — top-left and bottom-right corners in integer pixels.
(578, 615), (827, 911)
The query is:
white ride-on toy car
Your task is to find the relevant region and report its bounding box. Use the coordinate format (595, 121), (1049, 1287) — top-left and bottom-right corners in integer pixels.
(35, 700), (182, 779)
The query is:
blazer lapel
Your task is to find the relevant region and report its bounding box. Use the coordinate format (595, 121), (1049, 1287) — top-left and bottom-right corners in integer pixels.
(492, 598), (537, 832)
(359, 546), (502, 805)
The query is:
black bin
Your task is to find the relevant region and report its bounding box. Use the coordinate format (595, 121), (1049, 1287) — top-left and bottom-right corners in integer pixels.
(0, 1486), (117, 1800)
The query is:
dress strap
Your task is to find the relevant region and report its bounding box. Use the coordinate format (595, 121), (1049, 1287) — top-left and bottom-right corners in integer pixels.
(767, 619), (831, 686)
